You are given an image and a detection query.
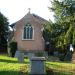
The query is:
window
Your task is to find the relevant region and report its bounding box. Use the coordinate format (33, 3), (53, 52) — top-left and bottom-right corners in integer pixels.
(23, 23), (33, 40)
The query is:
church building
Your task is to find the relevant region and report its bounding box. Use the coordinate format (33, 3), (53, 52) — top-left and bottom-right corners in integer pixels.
(10, 10), (48, 57)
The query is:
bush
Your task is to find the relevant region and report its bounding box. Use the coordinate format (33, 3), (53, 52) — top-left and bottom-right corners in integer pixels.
(64, 51), (73, 61)
(35, 52), (44, 57)
(58, 53), (65, 61)
(9, 41), (17, 57)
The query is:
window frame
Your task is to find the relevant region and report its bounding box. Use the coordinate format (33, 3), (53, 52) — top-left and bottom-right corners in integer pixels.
(22, 23), (34, 40)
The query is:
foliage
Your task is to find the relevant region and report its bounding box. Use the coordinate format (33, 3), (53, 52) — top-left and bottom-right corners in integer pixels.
(35, 52), (44, 57)
(43, 22), (58, 46)
(64, 51), (73, 61)
(44, 0), (75, 51)
(0, 12), (9, 51)
(9, 41), (17, 57)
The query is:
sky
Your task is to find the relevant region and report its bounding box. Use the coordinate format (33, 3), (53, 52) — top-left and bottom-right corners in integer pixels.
(0, 0), (54, 24)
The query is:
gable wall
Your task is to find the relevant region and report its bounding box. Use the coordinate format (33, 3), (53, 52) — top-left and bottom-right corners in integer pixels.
(14, 13), (45, 51)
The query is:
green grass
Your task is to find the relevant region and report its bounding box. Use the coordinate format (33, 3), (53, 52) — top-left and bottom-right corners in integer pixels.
(46, 61), (75, 75)
(0, 55), (75, 75)
(0, 55), (30, 75)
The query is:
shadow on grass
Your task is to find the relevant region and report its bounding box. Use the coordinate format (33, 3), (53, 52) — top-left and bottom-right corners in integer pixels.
(0, 67), (73, 75)
(46, 66), (73, 75)
(0, 71), (20, 75)
(46, 71), (73, 75)
(0, 59), (30, 64)
(0, 70), (73, 75)
(53, 71), (73, 75)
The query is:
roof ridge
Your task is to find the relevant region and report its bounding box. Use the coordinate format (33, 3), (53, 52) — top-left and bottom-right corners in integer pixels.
(32, 13), (48, 22)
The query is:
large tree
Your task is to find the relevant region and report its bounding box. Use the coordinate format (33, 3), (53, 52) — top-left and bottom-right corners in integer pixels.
(0, 12), (9, 52)
(48, 0), (75, 49)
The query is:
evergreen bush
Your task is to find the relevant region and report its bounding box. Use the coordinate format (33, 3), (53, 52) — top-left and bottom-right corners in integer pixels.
(9, 41), (17, 57)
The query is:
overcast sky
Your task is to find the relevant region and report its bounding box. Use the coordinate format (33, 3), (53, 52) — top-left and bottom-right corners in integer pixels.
(0, 0), (54, 24)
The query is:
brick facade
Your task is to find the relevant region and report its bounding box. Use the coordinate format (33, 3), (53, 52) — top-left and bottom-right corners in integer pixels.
(13, 12), (47, 52)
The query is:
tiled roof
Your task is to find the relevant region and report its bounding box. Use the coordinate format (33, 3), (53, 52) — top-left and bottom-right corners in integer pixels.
(32, 13), (47, 22)
(10, 13), (48, 28)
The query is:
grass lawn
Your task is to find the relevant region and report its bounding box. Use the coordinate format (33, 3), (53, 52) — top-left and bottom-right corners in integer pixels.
(46, 62), (75, 75)
(0, 55), (30, 75)
(0, 55), (75, 75)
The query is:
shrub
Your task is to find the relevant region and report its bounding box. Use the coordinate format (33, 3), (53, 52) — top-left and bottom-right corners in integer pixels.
(9, 41), (17, 57)
(64, 51), (73, 61)
(58, 53), (65, 61)
(35, 52), (44, 57)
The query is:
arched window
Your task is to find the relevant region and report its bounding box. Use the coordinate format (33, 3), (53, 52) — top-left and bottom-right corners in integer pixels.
(23, 23), (33, 40)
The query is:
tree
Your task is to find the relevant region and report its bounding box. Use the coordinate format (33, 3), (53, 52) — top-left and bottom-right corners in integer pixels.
(0, 12), (9, 52)
(48, 0), (75, 50)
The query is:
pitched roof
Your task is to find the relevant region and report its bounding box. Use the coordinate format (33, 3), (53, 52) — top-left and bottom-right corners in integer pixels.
(10, 12), (48, 28)
(32, 13), (48, 22)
